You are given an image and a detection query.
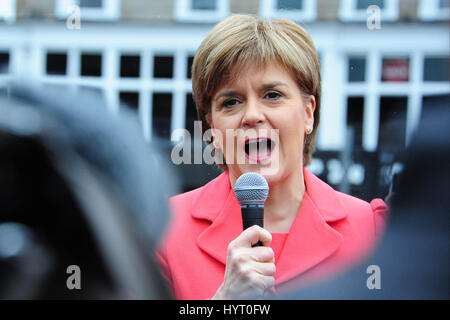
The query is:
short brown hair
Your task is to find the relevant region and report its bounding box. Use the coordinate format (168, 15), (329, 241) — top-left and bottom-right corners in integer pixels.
(192, 14), (321, 167)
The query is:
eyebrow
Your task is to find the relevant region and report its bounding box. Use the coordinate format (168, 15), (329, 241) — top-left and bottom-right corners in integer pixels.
(214, 90), (239, 102)
(214, 82), (288, 102)
(261, 81), (288, 89)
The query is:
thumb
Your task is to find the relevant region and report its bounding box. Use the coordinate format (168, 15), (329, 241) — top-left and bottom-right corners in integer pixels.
(236, 225), (272, 248)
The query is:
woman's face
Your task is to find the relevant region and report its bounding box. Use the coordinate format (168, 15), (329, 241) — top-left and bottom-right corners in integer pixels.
(208, 62), (315, 185)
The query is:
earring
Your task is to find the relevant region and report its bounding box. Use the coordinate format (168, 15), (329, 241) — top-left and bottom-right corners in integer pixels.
(305, 125), (313, 134)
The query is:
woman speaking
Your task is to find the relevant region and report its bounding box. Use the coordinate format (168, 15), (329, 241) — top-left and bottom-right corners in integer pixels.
(157, 14), (388, 300)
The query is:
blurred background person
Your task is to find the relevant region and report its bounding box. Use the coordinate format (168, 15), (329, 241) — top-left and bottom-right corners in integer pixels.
(280, 103), (449, 299)
(0, 83), (175, 299)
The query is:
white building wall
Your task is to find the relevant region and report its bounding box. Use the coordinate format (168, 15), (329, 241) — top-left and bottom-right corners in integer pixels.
(0, 21), (448, 151)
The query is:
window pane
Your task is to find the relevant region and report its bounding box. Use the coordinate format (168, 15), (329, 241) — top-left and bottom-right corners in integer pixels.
(382, 58), (409, 82)
(347, 97), (364, 147)
(424, 57), (449, 82)
(152, 93), (172, 139)
(422, 94), (450, 122)
(185, 93), (198, 136)
(120, 55), (140, 78)
(119, 91), (139, 110)
(378, 97), (407, 151)
(187, 55), (194, 79)
(348, 57), (366, 82)
(81, 53), (102, 76)
(277, 0), (303, 10)
(192, 0), (217, 10)
(46, 52), (67, 75)
(154, 56), (174, 79)
(356, 0), (385, 9)
(0, 52), (9, 74)
(79, 0), (103, 8)
(440, 0), (449, 9)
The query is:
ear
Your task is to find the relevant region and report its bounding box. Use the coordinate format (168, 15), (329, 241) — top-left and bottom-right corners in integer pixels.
(305, 95), (316, 128)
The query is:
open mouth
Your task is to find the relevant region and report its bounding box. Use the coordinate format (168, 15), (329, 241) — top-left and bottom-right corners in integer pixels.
(244, 137), (275, 162)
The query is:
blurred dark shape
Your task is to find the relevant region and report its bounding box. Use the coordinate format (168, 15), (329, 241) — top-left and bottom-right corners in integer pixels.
(0, 83), (176, 299)
(280, 97), (449, 299)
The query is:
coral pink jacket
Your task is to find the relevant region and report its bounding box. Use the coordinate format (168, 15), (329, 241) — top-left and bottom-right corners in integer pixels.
(157, 168), (388, 299)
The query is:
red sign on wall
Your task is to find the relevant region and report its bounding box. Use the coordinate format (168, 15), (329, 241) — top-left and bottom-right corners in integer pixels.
(382, 58), (409, 82)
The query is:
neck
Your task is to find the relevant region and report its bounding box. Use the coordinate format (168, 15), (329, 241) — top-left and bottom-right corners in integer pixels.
(264, 166), (305, 233)
(229, 166), (306, 233)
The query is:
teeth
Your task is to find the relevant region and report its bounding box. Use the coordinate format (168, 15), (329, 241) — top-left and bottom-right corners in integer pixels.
(244, 138), (274, 156)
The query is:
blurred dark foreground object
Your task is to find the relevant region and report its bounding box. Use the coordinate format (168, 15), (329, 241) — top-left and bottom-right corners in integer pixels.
(0, 84), (175, 299)
(280, 103), (449, 299)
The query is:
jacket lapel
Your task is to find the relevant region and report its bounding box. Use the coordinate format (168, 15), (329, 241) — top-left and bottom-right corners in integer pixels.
(274, 169), (346, 285)
(192, 169), (347, 285)
(193, 171), (241, 265)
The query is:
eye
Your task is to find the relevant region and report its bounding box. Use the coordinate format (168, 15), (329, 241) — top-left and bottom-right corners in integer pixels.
(222, 98), (241, 108)
(264, 91), (283, 100)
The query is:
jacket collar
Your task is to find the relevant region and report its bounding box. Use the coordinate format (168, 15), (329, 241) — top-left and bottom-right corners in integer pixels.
(192, 168), (347, 284)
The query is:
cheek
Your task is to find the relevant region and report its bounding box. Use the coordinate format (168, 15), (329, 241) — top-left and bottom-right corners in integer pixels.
(211, 114), (241, 146)
(277, 115), (305, 153)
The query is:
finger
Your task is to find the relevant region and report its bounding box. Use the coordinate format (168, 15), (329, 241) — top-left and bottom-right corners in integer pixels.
(246, 246), (275, 263)
(248, 260), (276, 277)
(233, 225), (272, 248)
(249, 274), (275, 294)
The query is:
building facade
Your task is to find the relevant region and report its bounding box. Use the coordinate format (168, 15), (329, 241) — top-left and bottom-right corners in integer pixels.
(1, 0), (449, 196)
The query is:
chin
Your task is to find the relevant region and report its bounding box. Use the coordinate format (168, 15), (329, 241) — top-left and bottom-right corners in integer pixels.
(232, 161), (285, 185)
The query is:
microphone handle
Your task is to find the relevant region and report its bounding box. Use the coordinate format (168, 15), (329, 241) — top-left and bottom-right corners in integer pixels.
(241, 204), (264, 247)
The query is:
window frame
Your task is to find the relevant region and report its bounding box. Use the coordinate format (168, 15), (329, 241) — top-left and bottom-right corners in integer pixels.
(259, 0), (317, 22)
(55, 0), (121, 21)
(339, 0), (399, 22)
(174, 0), (229, 23)
(418, 0), (450, 21)
(0, 0), (15, 24)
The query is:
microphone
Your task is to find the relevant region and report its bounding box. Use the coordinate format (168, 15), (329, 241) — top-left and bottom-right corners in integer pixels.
(234, 172), (269, 247)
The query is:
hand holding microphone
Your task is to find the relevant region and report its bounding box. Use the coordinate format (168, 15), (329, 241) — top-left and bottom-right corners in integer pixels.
(212, 173), (275, 299)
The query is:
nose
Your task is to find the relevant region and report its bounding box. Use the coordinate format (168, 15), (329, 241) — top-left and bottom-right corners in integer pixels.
(241, 98), (265, 128)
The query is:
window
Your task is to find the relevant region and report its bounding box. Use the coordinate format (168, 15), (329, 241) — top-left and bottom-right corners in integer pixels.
(120, 54), (140, 78)
(152, 93), (172, 139)
(378, 97), (407, 152)
(174, 0), (229, 23)
(0, 51), (10, 74)
(347, 97), (365, 147)
(259, 0), (316, 22)
(187, 55), (194, 79)
(55, 0), (120, 21)
(0, 0), (15, 24)
(154, 56), (174, 79)
(381, 57), (409, 82)
(424, 57), (450, 82)
(81, 52), (102, 77)
(119, 91), (139, 111)
(339, 0), (398, 22)
(422, 94), (450, 118)
(185, 93), (198, 136)
(348, 57), (366, 82)
(418, 0), (450, 21)
(46, 52), (68, 75)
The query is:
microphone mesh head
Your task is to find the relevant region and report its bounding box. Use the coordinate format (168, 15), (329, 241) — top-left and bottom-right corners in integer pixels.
(234, 172), (269, 204)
